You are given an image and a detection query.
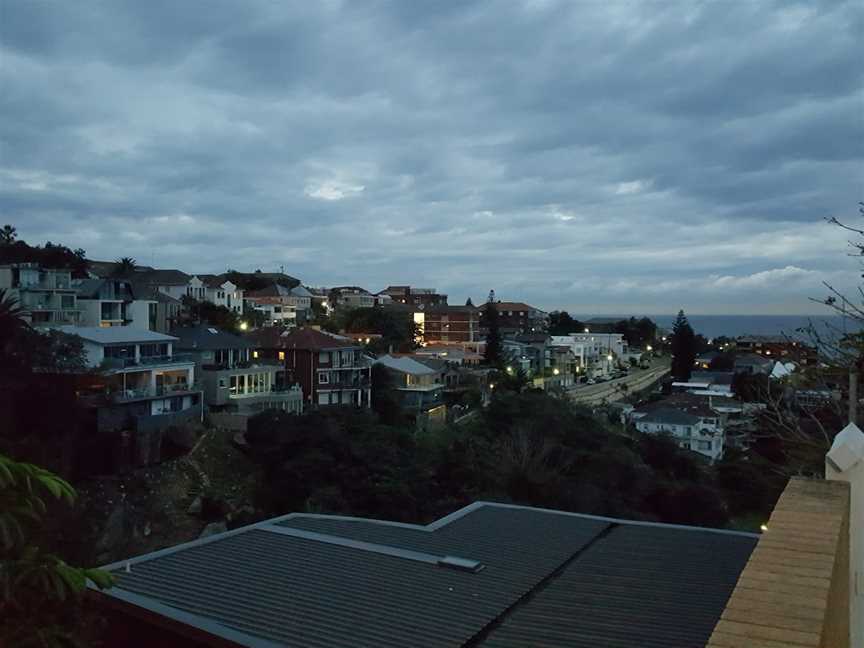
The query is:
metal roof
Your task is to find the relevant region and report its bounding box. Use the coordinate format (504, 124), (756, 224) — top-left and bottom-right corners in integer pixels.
(375, 354), (439, 376)
(96, 503), (756, 648)
(55, 326), (178, 345)
(172, 324), (253, 351)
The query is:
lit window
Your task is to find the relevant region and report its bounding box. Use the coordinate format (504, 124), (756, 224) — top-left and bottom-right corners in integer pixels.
(278, 351), (285, 361)
(253, 351), (259, 359)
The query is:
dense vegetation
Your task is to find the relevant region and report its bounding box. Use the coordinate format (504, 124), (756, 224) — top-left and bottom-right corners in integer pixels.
(0, 227), (88, 277)
(244, 386), (783, 529)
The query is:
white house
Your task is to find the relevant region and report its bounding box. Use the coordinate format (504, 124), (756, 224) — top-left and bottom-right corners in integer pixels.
(189, 275), (244, 314)
(75, 277), (156, 330)
(0, 263), (80, 327)
(633, 406), (725, 461)
(60, 326), (203, 433)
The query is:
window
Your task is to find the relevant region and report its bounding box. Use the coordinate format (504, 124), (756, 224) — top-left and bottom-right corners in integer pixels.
(319, 351), (330, 364)
(253, 351), (259, 359)
(278, 351), (285, 361)
(229, 375), (238, 395)
(218, 379), (226, 388)
(319, 372), (329, 384)
(318, 392), (329, 405)
(697, 441), (711, 451)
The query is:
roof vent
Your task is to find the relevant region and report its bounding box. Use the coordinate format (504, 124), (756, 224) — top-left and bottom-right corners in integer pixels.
(437, 556), (484, 573)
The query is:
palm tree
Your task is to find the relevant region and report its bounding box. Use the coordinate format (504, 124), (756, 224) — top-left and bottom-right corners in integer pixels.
(113, 257), (137, 276)
(0, 225), (16, 245)
(0, 289), (28, 363)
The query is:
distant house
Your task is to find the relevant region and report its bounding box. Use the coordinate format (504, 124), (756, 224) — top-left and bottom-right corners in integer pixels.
(244, 284), (313, 327)
(734, 335), (818, 366)
(375, 354), (446, 428)
(694, 351), (720, 369)
(75, 277), (155, 330)
(188, 275), (244, 314)
(66, 326), (203, 438)
(633, 405), (725, 461)
(172, 325), (302, 415)
(733, 353), (774, 375)
(0, 263), (80, 327)
(329, 286), (375, 310)
(248, 327), (371, 409)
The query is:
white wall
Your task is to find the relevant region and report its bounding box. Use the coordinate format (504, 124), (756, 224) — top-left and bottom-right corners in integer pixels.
(128, 300), (154, 330)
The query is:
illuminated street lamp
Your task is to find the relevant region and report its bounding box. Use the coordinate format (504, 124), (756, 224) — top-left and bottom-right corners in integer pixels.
(553, 368), (560, 375)
(607, 354), (613, 362)
(239, 321), (248, 331)
(506, 366), (513, 374)
(646, 345), (653, 352)
(584, 327), (590, 333)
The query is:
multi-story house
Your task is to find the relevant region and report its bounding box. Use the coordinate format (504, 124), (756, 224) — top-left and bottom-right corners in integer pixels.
(188, 275), (244, 314)
(0, 263), (80, 326)
(734, 335), (818, 366)
(244, 284), (313, 327)
(329, 286), (375, 310)
(733, 353), (774, 375)
(631, 398), (725, 461)
(67, 326), (203, 435)
(413, 304), (481, 345)
(248, 327), (371, 408)
(130, 269), (193, 302)
(553, 332), (626, 376)
(379, 286), (448, 307)
(173, 325), (302, 415)
(374, 354), (446, 429)
(75, 277), (156, 329)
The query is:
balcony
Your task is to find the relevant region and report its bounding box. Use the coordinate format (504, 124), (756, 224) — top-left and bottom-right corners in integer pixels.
(101, 353), (196, 370)
(81, 382), (202, 404)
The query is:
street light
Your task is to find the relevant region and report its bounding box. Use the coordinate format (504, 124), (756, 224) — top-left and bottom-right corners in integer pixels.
(646, 345), (653, 352)
(607, 354), (613, 362)
(584, 327), (590, 333)
(506, 366), (513, 374)
(553, 368), (560, 375)
(239, 321), (248, 331)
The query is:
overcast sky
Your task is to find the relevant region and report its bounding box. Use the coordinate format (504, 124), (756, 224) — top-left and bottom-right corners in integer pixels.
(1, 1), (861, 314)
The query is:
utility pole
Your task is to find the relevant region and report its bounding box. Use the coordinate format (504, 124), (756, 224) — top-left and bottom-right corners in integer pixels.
(851, 364), (859, 426)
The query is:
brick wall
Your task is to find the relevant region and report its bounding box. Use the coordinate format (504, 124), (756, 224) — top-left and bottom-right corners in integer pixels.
(707, 478), (850, 648)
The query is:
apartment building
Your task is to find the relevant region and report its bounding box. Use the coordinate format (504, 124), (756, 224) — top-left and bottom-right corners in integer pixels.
(173, 325), (302, 415)
(485, 301), (548, 335)
(379, 286), (448, 307)
(248, 327), (371, 408)
(329, 286), (375, 310)
(734, 335), (818, 366)
(413, 304), (481, 345)
(189, 275), (244, 314)
(0, 263), (80, 326)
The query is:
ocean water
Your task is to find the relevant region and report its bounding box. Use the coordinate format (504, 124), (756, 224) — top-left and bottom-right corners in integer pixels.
(591, 314), (852, 340)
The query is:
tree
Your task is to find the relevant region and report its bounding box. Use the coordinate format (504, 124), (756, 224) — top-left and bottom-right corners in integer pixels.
(465, 297), (474, 307)
(670, 310), (697, 381)
(181, 296), (241, 333)
(0, 225), (16, 245)
(0, 289), (27, 364)
(548, 311), (584, 336)
(112, 257), (136, 276)
(483, 290), (502, 366)
(0, 454), (114, 647)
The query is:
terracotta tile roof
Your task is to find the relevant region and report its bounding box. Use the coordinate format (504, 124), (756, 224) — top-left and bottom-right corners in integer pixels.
(248, 327), (358, 351)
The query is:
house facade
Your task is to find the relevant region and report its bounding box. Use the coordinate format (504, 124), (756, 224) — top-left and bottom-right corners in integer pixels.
(486, 301), (548, 335)
(75, 277), (155, 329)
(633, 405), (725, 461)
(329, 286), (375, 310)
(189, 275), (244, 314)
(67, 327), (203, 434)
(0, 263), (80, 327)
(734, 335), (818, 366)
(248, 327), (371, 409)
(172, 325), (303, 415)
(244, 284), (312, 327)
(375, 354), (446, 428)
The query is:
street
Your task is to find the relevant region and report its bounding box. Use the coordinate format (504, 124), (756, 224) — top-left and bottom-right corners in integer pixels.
(568, 358), (670, 405)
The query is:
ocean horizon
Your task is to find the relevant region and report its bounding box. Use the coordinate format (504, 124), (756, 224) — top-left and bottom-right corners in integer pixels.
(581, 314), (852, 340)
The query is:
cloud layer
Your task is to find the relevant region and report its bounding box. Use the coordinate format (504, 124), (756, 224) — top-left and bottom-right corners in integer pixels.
(1, 0), (861, 314)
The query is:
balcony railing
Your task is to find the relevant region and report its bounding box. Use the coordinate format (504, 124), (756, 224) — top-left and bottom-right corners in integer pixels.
(101, 353), (196, 370)
(229, 386), (302, 400)
(112, 383), (202, 401)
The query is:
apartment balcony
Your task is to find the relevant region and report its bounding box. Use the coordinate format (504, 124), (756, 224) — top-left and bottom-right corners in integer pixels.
(319, 378), (371, 390)
(80, 382), (202, 405)
(229, 385), (303, 401)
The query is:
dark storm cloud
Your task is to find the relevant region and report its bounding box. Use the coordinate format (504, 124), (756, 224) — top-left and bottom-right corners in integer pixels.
(1, 0), (861, 314)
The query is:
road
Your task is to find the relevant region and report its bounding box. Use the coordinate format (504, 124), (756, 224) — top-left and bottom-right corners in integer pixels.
(568, 361), (670, 406)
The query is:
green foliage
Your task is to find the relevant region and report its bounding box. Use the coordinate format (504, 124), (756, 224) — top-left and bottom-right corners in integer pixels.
(0, 238), (88, 277)
(482, 297), (502, 366)
(111, 257), (136, 276)
(0, 454), (113, 647)
(0, 225), (16, 245)
(339, 306), (418, 352)
(182, 296), (242, 333)
(670, 310), (697, 381)
(246, 389), (735, 529)
(613, 317), (657, 348)
(548, 311), (584, 336)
